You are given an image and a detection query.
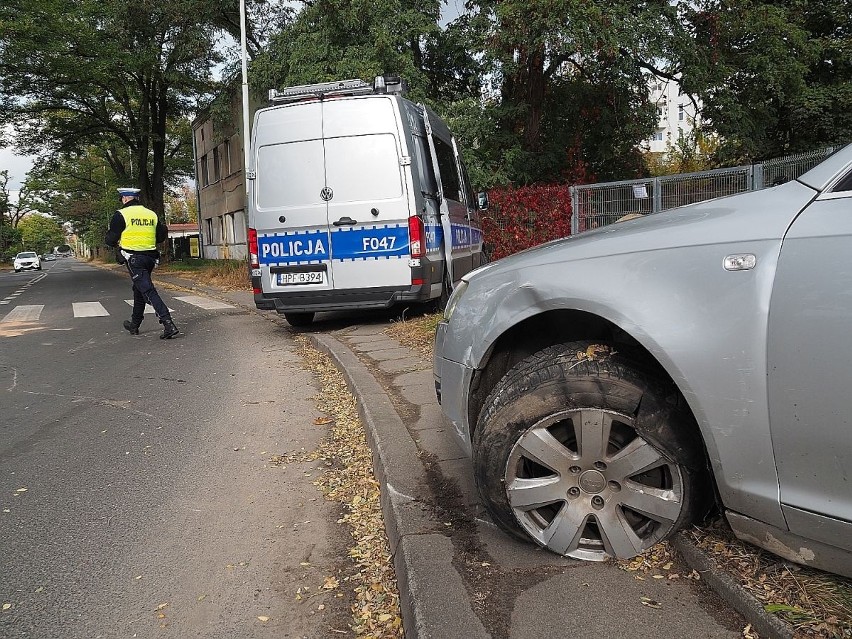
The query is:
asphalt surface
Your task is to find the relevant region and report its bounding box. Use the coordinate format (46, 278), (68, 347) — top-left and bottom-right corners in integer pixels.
(0, 260), (353, 638)
(143, 268), (797, 639)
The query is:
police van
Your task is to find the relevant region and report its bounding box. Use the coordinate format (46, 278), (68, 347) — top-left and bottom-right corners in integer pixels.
(247, 75), (486, 326)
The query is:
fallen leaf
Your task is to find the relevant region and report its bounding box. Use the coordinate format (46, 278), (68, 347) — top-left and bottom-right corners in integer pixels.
(257, 616), (269, 622)
(640, 597), (662, 609)
(156, 603), (169, 611)
(314, 417), (333, 425)
(2, 603), (11, 611)
(15, 488), (27, 493)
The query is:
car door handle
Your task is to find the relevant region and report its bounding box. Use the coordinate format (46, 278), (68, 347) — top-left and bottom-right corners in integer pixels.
(333, 217), (357, 226)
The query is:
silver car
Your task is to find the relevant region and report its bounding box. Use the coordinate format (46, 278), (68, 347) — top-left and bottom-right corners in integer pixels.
(433, 144), (852, 577)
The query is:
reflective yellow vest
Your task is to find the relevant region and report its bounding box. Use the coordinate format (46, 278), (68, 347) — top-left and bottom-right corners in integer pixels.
(119, 205), (158, 251)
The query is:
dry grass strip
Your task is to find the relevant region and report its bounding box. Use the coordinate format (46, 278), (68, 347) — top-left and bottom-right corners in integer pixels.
(297, 337), (404, 638)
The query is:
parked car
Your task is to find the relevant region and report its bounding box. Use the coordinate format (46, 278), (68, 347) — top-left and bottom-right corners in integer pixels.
(13, 251), (41, 272)
(433, 144), (852, 578)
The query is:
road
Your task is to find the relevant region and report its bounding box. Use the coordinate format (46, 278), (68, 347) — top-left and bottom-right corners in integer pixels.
(0, 260), (351, 638)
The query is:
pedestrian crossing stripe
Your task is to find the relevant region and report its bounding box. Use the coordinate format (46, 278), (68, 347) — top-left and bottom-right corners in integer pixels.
(0, 296), (236, 323)
(1, 305), (44, 323)
(173, 296), (234, 310)
(72, 302), (109, 317)
(124, 300), (174, 314)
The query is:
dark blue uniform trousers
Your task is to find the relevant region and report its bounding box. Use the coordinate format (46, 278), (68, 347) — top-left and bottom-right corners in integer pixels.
(125, 254), (170, 324)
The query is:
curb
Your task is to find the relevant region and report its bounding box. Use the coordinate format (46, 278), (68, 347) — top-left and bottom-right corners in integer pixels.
(671, 534), (795, 639)
(307, 332), (489, 639)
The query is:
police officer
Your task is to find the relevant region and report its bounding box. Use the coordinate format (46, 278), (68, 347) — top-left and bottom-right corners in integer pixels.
(105, 187), (179, 339)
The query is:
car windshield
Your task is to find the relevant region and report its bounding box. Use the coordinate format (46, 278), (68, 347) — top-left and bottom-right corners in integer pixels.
(18, 252), (37, 258)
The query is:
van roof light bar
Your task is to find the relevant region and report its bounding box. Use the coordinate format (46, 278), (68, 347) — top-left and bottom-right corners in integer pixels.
(268, 79), (374, 103)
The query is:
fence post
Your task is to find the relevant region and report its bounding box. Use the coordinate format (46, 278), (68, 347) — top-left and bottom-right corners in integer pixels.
(653, 177), (662, 214)
(570, 185), (579, 236)
(752, 163), (764, 190)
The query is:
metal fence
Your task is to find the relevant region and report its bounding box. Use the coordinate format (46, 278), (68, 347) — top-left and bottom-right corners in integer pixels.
(570, 146), (840, 235)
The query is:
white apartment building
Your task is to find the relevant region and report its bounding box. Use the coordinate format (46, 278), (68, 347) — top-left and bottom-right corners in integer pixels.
(644, 76), (702, 154)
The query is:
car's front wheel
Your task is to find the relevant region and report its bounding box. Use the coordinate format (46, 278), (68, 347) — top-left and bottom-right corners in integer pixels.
(473, 341), (706, 561)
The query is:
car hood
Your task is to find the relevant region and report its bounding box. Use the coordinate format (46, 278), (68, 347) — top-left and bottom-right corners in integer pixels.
(469, 180), (817, 279)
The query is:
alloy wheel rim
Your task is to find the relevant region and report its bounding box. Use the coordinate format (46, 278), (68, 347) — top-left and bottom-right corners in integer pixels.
(504, 408), (685, 561)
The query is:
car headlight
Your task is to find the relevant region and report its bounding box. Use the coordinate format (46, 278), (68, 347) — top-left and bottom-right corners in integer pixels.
(443, 279), (469, 321)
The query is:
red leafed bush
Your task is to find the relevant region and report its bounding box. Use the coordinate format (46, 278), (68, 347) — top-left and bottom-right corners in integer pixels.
(481, 184), (574, 261)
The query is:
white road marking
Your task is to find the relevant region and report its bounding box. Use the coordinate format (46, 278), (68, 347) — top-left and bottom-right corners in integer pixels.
(72, 302), (110, 317)
(124, 300), (174, 314)
(174, 295), (234, 310)
(1, 305), (44, 323)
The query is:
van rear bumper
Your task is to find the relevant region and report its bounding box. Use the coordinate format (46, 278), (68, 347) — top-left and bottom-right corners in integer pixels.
(254, 284), (430, 314)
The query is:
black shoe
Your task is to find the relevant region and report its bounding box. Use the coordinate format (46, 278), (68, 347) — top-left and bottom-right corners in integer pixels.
(123, 320), (140, 335)
(160, 319), (179, 340)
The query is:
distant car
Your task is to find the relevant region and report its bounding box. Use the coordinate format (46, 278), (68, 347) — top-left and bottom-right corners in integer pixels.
(42, 253), (57, 261)
(13, 252), (41, 272)
(433, 144), (852, 578)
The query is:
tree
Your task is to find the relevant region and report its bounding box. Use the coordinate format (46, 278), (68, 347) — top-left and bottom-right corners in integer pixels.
(0, 0), (242, 215)
(164, 184), (198, 224)
(17, 214), (65, 256)
(251, 0), (446, 101)
(684, 0), (852, 161)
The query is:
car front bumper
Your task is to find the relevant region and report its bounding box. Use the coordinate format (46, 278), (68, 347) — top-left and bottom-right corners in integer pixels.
(433, 320), (475, 457)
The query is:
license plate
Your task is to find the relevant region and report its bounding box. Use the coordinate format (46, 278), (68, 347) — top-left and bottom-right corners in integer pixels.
(277, 271), (325, 286)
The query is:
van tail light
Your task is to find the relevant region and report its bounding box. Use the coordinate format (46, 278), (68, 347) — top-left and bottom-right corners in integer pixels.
(248, 228), (259, 268)
(408, 215), (425, 285)
(408, 215), (424, 259)
(248, 228), (261, 294)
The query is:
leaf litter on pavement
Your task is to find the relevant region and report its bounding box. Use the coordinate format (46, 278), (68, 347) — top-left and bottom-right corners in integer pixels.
(389, 311), (852, 639)
(286, 337), (403, 638)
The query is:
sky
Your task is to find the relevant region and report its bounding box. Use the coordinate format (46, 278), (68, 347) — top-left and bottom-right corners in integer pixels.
(0, 141), (34, 192)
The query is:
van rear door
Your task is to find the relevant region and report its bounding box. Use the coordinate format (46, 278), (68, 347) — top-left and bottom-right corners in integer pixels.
(253, 102), (333, 290)
(322, 97), (411, 291)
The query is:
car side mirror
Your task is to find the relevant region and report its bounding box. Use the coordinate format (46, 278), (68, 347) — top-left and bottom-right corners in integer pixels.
(477, 191), (489, 210)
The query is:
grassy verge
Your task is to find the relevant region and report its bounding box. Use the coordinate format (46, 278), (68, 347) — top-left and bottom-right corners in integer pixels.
(157, 258), (251, 291)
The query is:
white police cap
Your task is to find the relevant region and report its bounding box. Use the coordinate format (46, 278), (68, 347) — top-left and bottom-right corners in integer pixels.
(117, 187), (141, 197)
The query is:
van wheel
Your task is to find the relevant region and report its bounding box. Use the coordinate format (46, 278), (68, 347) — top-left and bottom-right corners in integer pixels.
(284, 312), (315, 327)
(473, 341), (706, 561)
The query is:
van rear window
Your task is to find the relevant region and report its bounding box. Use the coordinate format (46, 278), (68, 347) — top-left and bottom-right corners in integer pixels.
(324, 134), (402, 203)
(256, 139), (325, 209)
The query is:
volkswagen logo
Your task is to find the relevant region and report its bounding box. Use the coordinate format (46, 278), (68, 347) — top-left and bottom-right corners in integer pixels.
(320, 187), (334, 201)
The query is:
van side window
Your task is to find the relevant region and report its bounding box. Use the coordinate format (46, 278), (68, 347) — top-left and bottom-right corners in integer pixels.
(413, 135), (438, 197)
(834, 171), (852, 193)
(434, 137), (462, 202)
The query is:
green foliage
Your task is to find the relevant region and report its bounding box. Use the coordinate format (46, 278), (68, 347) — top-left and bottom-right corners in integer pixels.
(684, 0), (852, 161)
(17, 215), (65, 256)
(644, 129), (722, 176)
(0, 0), (226, 213)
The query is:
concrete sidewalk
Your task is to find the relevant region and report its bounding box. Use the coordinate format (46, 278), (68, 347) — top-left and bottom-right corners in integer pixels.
(153, 272), (795, 639)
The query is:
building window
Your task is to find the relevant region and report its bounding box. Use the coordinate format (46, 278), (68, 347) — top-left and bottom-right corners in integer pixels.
(205, 218), (213, 244)
(222, 139), (231, 176)
(213, 147), (221, 183)
(224, 213), (235, 244)
(199, 154), (209, 187)
(678, 104), (685, 121)
(652, 131), (664, 141)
